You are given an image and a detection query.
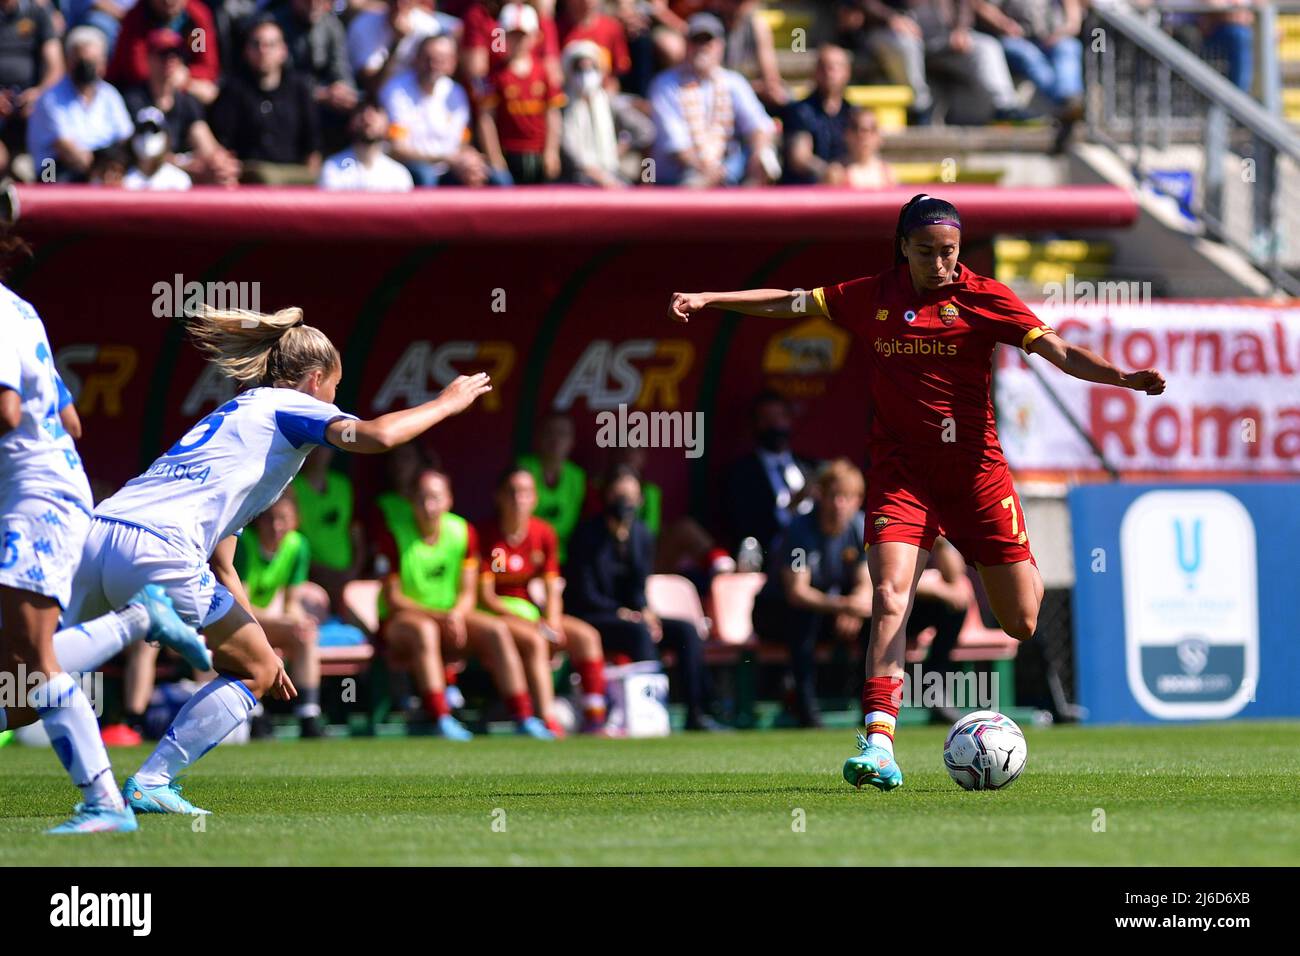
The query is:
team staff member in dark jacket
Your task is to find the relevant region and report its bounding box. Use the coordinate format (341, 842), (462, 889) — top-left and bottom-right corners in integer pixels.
(752, 459), (873, 728)
(565, 466), (720, 731)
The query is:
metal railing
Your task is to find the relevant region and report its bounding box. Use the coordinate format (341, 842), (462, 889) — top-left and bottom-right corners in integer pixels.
(1085, 0), (1300, 294)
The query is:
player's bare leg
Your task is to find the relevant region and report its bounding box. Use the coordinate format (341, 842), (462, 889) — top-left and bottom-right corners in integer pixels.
(1, 586), (133, 832)
(976, 559), (1044, 642)
(384, 610), (470, 739)
(498, 615), (557, 728)
(125, 603), (294, 814)
(560, 615), (608, 732)
(458, 611), (554, 739)
(844, 542), (929, 791)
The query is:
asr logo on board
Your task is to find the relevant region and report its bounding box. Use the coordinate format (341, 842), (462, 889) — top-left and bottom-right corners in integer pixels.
(54, 345), (139, 417)
(554, 340), (694, 412)
(761, 317), (852, 398)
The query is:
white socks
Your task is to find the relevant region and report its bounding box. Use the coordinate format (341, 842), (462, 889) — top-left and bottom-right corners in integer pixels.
(135, 676), (256, 788)
(864, 710), (897, 756)
(54, 604), (150, 674)
(31, 672), (124, 811)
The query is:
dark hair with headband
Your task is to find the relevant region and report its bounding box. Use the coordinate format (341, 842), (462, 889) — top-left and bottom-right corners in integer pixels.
(893, 193), (962, 265)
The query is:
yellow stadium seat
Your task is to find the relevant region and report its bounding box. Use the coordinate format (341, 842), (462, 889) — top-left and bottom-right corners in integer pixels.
(786, 83), (914, 132)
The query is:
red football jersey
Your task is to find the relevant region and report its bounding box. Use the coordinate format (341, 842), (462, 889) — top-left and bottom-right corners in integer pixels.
(481, 58), (564, 153)
(815, 262), (1053, 463)
(478, 516), (560, 601)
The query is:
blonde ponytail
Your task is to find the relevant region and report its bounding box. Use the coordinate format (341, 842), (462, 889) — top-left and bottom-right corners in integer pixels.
(185, 304), (340, 388)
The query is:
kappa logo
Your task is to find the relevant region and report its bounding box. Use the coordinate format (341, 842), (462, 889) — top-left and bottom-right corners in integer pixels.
(874, 309), (889, 322)
(939, 303), (959, 326)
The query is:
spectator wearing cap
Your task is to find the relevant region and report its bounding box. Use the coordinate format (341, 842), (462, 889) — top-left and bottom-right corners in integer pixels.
(347, 0), (460, 95)
(782, 43), (853, 185)
(0, 0), (63, 178)
(276, 0), (359, 118)
(477, 2), (564, 185)
(27, 27), (133, 181)
(123, 104), (191, 189)
(647, 11), (775, 187)
(108, 0), (222, 105)
(453, 0), (562, 91)
(380, 33), (499, 186)
(558, 0), (630, 87)
(559, 38), (652, 187)
(209, 17), (321, 183)
(319, 99), (414, 191)
(122, 28), (239, 185)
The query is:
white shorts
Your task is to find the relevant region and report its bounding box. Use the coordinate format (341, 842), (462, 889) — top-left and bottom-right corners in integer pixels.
(0, 492), (92, 609)
(65, 516), (235, 630)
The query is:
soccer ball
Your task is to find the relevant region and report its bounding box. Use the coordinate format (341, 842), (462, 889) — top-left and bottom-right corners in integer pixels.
(943, 711), (1027, 791)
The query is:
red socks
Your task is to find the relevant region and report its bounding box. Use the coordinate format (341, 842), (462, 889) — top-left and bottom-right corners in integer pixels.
(422, 690), (450, 719)
(507, 692), (534, 722)
(862, 676), (904, 750)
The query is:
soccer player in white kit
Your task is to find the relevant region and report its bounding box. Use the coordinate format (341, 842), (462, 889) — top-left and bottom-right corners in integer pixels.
(0, 280), (211, 834)
(57, 304), (492, 816)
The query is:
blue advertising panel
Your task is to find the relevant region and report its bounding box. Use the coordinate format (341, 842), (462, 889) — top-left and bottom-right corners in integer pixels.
(1069, 483), (1300, 723)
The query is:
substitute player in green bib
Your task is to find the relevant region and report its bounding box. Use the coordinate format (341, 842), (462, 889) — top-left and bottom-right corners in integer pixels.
(376, 468), (554, 740)
(234, 491), (329, 737)
(292, 445), (363, 611)
(517, 412), (586, 563)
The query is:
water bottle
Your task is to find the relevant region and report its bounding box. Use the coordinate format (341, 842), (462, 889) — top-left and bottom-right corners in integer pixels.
(736, 537), (763, 573)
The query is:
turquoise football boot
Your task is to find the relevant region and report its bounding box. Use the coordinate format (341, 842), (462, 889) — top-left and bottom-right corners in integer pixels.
(47, 802), (139, 834)
(516, 715), (556, 740)
(435, 714), (473, 741)
(131, 585), (212, 672)
(842, 733), (904, 791)
(123, 775), (211, 815)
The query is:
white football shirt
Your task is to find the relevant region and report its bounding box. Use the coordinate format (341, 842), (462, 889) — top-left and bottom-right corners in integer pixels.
(96, 387), (356, 557)
(0, 283), (92, 510)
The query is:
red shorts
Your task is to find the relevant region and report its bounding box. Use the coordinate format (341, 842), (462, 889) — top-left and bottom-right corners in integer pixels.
(866, 450), (1034, 567)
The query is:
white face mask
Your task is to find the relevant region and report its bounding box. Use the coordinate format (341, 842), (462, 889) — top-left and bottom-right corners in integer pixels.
(579, 68), (602, 96)
(132, 131), (168, 160)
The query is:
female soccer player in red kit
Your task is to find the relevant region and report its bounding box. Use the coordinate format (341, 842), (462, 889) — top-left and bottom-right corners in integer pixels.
(669, 194), (1166, 791)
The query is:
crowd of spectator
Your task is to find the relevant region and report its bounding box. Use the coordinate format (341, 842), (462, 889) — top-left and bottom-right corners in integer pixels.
(0, 0), (1122, 192)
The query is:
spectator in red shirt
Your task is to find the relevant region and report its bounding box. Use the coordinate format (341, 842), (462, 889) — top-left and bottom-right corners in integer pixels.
(558, 0), (630, 84)
(479, 467), (611, 735)
(477, 2), (564, 184)
(108, 0), (221, 105)
(451, 0), (561, 90)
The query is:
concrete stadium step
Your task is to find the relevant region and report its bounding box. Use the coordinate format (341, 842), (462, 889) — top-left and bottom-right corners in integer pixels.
(881, 123), (1059, 156)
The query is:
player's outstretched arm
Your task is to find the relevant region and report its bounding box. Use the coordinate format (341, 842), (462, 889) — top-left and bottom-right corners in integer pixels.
(668, 289), (827, 322)
(326, 372), (492, 454)
(1029, 331), (1166, 395)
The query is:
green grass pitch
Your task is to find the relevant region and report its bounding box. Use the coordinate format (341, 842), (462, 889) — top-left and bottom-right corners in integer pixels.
(2, 722), (1297, 866)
